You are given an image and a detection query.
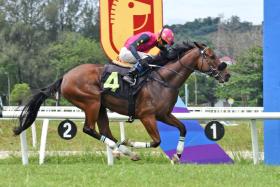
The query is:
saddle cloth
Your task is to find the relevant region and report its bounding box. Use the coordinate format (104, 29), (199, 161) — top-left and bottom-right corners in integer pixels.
(101, 63), (150, 100)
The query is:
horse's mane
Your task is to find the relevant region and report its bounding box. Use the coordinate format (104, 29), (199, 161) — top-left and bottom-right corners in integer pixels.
(171, 41), (196, 58)
(152, 41), (195, 66)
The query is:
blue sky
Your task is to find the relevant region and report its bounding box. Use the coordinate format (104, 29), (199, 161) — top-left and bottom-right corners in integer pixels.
(163, 0), (263, 25)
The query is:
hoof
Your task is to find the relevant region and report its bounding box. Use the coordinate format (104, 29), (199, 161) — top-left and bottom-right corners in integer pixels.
(120, 139), (132, 147)
(130, 153), (141, 161)
(171, 154), (180, 165)
(112, 150), (121, 160)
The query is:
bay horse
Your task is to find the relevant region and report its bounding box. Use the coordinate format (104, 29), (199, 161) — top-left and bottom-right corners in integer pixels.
(13, 42), (230, 163)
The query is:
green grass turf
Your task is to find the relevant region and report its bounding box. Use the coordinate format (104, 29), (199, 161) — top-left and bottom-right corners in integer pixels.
(0, 119), (277, 187)
(0, 119), (263, 152)
(0, 154), (280, 187)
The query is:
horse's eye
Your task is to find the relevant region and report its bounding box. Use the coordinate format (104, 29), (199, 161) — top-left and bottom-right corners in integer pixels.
(210, 55), (215, 60)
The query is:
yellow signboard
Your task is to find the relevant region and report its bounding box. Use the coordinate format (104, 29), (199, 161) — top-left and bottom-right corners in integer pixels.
(100, 0), (163, 60)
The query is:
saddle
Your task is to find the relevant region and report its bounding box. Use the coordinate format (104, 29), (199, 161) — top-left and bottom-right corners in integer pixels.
(101, 62), (152, 122)
(111, 59), (133, 68)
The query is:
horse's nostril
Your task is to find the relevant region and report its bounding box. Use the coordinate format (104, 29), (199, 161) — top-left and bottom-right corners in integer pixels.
(225, 73), (231, 82)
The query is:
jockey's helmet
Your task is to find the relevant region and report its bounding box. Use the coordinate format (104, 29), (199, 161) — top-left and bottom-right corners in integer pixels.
(158, 28), (174, 46)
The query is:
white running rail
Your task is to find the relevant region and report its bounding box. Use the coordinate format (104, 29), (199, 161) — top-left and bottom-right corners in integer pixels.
(3, 106), (264, 113)
(1, 107), (279, 165)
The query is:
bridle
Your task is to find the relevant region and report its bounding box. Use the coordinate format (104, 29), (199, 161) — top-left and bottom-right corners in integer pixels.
(178, 47), (227, 82)
(150, 44), (228, 88)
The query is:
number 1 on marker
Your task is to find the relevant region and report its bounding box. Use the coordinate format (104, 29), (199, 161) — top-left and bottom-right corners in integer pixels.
(210, 123), (217, 139)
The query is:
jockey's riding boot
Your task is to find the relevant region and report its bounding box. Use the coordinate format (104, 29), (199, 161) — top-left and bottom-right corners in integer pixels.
(123, 62), (142, 85)
(141, 56), (153, 68)
(123, 67), (138, 85)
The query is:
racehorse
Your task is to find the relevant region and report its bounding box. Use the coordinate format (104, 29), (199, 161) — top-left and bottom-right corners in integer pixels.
(13, 42), (230, 163)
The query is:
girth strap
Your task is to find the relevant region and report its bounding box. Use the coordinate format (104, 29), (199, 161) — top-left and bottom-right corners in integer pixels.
(127, 86), (135, 123)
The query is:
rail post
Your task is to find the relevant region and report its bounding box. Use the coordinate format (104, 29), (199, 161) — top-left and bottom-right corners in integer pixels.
(39, 119), (49, 165)
(20, 131), (28, 165)
(250, 119), (259, 164)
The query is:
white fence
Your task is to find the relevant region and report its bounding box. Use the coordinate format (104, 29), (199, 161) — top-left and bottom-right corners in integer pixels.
(187, 107), (263, 113)
(3, 106), (264, 113)
(1, 106), (279, 165)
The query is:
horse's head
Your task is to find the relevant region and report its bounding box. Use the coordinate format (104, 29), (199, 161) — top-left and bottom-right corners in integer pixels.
(193, 42), (231, 83)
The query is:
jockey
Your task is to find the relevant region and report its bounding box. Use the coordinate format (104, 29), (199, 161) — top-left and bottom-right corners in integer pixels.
(119, 28), (175, 85)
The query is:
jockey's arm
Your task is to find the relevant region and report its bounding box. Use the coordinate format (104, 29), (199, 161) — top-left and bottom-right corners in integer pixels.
(152, 44), (176, 65)
(153, 44), (169, 59)
(127, 34), (150, 61)
(157, 43), (173, 53)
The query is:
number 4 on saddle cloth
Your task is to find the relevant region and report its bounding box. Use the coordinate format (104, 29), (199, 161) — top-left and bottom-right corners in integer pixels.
(101, 63), (152, 122)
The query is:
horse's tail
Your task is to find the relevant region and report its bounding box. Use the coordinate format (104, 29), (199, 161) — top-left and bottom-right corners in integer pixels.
(13, 78), (63, 136)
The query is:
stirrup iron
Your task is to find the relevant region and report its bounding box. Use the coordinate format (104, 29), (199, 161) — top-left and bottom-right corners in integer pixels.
(126, 116), (134, 123)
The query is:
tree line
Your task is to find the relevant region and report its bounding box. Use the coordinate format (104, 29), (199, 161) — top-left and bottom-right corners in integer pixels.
(0, 0), (107, 105)
(0, 1), (262, 106)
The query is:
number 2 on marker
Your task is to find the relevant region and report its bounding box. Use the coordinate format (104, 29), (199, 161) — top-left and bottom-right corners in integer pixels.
(63, 123), (72, 138)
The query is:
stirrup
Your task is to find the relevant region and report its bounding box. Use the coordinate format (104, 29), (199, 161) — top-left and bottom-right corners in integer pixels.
(126, 116), (134, 123)
(130, 78), (136, 86)
(123, 75), (136, 86)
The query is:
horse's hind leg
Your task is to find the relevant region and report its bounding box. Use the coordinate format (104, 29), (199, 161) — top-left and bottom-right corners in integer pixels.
(82, 101), (102, 140)
(96, 105), (117, 142)
(83, 104), (117, 149)
(97, 107), (119, 159)
(84, 103), (137, 159)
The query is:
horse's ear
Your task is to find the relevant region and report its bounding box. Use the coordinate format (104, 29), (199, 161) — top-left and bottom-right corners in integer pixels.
(183, 41), (188, 46)
(193, 42), (202, 49)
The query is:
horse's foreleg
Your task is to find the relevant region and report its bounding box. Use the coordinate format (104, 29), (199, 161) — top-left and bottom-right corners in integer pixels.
(159, 114), (187, 163)
(127, 116), (161, 149)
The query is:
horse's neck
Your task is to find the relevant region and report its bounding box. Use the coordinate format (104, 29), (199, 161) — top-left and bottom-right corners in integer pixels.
(158, 49), (199, 88)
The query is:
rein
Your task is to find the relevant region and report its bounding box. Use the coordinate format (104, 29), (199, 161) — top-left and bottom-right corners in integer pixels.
(177, 48), (207, 75)
(149, 64), (184, 77)
(149, 45), (227, 88)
